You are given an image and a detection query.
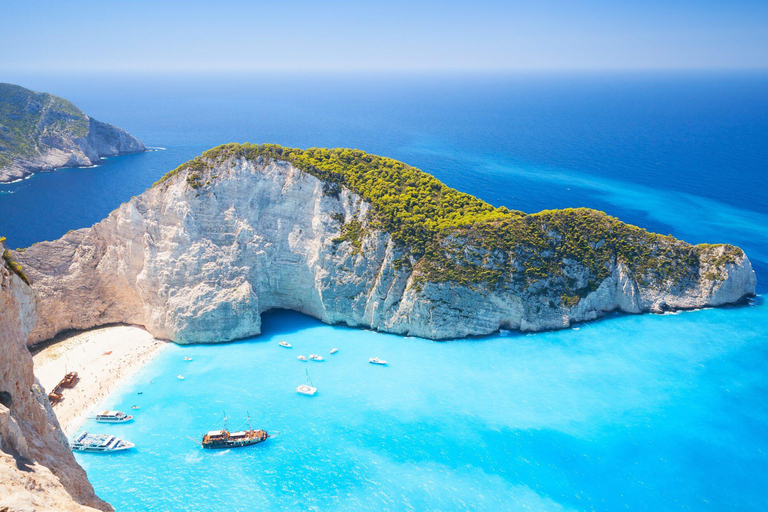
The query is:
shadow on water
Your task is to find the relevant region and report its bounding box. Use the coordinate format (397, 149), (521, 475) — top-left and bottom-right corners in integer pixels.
(258, 309), (327, 338)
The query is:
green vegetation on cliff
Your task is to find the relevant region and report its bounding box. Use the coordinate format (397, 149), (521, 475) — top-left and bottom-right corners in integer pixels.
(1, 242), (31, 286)
(156, 143), (743, 298)
(0, 83), (89, 167)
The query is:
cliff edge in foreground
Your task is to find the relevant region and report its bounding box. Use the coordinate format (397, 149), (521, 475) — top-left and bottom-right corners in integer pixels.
(16, 144), (756, 345)
(0, 239), (112, 511)
(0, 83), (145, 183)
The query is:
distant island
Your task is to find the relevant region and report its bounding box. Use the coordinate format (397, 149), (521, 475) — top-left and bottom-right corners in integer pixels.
(0, 83), (145, 182)
(16, 143), (756, 344)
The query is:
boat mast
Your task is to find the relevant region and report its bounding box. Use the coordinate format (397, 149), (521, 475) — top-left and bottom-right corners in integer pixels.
(306, 368), (313, 387)
(247, 410), (252, 431)
(223, 411), (228, 432)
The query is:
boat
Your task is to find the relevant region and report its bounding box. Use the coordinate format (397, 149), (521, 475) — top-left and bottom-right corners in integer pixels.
(131, 405), (140, 410)
(183, 356), (193, 361)
(309, 354), (324, 362)
(279, 341), (292, 348)
(48, 391), (64, 406)
(71, 432), (135, 453)
(330, 348), (338, 354)
(297, 355), (307, 361)
(200, 413), (269, 449)
(59, 372), (79, 389)
(296, 369), (317, 396)
(93, 410), (134, 423)
(369, 357), (388, 365)
(177, 375), (185, 380)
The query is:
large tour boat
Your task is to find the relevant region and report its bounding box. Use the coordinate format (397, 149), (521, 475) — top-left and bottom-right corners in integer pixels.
(71, 432), (135, 453)
(93, 410), (134, 423)
(201, 413), (269, 450)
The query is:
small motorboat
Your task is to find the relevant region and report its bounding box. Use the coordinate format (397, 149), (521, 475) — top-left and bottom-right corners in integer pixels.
(330, 348), (338, 354)
(297, 355), (308, 361)
(71, 432), (135, 453)
(296, 369), (317, 396)
(369, 357), (388, 365)
(279, 341), (292, 348)
(131, 405), (140, 410)
(183, 357), (193, 361)
(93, 410), (134, 423)
(177, 375), (185, 380)
(309, 354), (324, 362)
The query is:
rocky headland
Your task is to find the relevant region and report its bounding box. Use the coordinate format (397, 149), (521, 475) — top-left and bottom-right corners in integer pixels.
(0, 83), (145, 183)
(14, 143), (757, 345)
(0, 239), (112, 511)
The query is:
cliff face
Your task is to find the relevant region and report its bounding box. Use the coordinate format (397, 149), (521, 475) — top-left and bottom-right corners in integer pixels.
(0, 241), (112, 512)
(0, 83), (145, 183)
(15, 146), (757, 345)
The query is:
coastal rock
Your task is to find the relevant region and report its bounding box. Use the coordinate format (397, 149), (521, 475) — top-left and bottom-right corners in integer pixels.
(0, 83), (145, 183)
(15, 145), (757, 345)
(0, 240), (112, 512)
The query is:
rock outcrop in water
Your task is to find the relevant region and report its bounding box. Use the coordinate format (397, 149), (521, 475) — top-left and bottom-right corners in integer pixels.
(0, 83), (145, 183)
(0, 240), (112, 511)
(15, 144), (757, 345)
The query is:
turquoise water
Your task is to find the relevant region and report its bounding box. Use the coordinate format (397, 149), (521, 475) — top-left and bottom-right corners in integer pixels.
(1, 72), (766, 510)
(76, 306), (768, 511)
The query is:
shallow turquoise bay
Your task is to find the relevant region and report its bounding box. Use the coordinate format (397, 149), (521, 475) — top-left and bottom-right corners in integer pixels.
(2, 72), (766, 510)
(75, 304), (768, 511)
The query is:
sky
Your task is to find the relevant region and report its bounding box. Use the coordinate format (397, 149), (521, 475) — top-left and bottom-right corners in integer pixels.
(1, 0), (767, 72)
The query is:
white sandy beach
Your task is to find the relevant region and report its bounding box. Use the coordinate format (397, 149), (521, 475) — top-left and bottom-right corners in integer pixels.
(33, 325), (167, 436)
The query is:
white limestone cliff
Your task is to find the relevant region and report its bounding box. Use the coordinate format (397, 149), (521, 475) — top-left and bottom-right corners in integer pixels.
(15, 155), (756, 346)
(0, 240), (112, 512)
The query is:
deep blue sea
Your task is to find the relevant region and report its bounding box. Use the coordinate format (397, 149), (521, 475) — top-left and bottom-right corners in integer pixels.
(1, 72), (767, 511)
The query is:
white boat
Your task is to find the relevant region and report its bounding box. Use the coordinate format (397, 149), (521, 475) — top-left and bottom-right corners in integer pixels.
(131, 405), (140, 410)
(309, 354), (324, 362)
(177, 375), (185, 380)
(183, 357), (193, 361)
(93, 410), (134, 423)
(296, 369), (317, 396)
(71, 432), (135, 453)
(279, 341), (292, 348)
(297, 355), (307, 361)
(330, 348), (338, 354)
(369, 357), (387, 365)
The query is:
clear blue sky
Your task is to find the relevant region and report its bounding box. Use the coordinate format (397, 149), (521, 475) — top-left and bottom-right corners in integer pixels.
(2, 0), (766, 72)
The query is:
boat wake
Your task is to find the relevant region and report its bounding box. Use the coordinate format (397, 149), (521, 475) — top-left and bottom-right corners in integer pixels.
(185, 452), (203, 464)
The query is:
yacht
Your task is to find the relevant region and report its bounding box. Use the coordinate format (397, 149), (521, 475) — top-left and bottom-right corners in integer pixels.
(71, 432), (135, 453)
(369, 357), (388, 365)
(183, 357), (193, 361)
(309, 354), (324, 362)
(93, 410), (134, 423)
(279, 341), (292, 348)
(201, 413), (269, 450)
(177, 375), (185, 380)
(330, 348), (338, 354)
(297, 355), (308, 361)
(296, 369), (317, 396)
